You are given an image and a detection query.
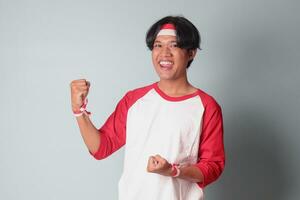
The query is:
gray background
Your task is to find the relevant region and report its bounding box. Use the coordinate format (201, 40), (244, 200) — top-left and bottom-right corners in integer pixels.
(1, 0), (299, 199)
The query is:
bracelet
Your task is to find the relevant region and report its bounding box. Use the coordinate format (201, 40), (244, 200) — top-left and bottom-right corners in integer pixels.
(73, 98), (91, 117)
(171, 164), (181, 177)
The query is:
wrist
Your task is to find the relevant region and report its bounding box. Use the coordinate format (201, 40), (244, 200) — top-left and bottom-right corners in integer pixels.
(72, 98), (91, 117)
(72, 108), (82, 114)
(166, 164), (174, 176)
(170, 164), (181, 177)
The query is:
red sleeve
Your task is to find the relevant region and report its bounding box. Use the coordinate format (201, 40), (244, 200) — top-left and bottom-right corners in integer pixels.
(193, 96), (225, 188)
(90, 91), (132, 160)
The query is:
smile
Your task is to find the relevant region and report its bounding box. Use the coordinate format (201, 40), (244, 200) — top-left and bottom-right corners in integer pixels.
(159, 60), (173, 69)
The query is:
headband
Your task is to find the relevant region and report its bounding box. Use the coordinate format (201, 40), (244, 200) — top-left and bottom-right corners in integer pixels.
(157, 23), (176, 37)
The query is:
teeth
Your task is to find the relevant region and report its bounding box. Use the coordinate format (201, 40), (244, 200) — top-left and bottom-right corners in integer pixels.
(159, 61), (173, 65)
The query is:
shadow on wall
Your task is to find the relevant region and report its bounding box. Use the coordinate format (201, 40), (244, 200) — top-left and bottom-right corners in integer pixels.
(216, 107), (290, 200)
(206, 26), (298, 199)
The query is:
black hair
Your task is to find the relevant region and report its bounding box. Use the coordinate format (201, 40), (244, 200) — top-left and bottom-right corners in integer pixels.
(146, 15), (201, 68)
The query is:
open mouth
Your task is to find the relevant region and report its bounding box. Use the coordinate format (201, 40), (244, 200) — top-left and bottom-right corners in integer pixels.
(159, 60), (173, 70)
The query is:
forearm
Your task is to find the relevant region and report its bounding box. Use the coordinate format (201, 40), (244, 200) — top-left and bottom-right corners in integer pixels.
(76, 114), (100, 154)
(176, 165), (204, 183)
(147, 155), (204, 183)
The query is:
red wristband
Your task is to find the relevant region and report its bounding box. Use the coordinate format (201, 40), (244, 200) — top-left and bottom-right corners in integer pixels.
(171, 164), (180, 177)
(73, 98), (91, 117)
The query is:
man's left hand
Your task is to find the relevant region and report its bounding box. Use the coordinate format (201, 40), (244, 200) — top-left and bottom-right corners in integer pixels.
(146, 154), (173, 176)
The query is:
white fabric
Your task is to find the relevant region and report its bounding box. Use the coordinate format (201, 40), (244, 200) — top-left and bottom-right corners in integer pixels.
(118, 89), (204, 200)
(157, 29), (177, 36)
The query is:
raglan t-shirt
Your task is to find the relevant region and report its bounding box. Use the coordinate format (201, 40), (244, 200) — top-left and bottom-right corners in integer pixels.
(90, 82), (225, 200)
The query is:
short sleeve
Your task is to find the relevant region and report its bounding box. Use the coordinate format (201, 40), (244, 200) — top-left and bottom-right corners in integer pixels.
(90, 91), (132, 160)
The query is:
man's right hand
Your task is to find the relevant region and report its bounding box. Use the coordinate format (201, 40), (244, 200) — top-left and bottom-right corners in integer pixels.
(70, 79), (90, 113)
(70, 79), (100, 155)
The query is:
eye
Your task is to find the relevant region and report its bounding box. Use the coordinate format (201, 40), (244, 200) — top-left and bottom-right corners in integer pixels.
(169, 42), (178, 48)
(153, 43), (161, 48)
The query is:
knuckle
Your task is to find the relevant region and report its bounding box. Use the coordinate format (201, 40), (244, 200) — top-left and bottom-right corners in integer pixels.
(70, 81), (76, 87)
(71, 86), (78, 92)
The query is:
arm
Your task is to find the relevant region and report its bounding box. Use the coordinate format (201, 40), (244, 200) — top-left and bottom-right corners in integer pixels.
(147, 98), (225, 187)
(193, 100), (225, 188)
(176, 165), (204, 182)
(70, 79), (100, 154)
(147, 156), (204, 182)
(71, 79), (131, 160)
(75, 114), (100, 154)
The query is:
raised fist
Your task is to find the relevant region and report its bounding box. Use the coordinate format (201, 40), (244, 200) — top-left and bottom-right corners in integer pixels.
(70, 79), (90, 113)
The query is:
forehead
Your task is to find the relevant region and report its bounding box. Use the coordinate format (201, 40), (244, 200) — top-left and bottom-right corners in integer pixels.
(154, 35), (177, 43)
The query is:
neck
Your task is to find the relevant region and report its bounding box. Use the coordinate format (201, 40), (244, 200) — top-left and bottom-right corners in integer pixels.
(157, 76), (192, 95)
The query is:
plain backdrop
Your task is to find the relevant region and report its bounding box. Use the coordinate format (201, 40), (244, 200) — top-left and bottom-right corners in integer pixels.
(1, 0), (300, 199)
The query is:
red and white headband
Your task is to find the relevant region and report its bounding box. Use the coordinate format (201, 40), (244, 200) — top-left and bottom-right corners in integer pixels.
(157, 23), (176, 37)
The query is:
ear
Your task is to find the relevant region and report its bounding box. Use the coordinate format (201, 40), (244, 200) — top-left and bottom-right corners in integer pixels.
(188, 49), (197, 61)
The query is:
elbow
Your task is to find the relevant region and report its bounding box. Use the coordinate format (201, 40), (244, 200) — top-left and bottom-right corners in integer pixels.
(88, 132), (107, 160)
(195, 160), (225, 188)
(89, 149), (102, 160)
(89, 148), (108, 160)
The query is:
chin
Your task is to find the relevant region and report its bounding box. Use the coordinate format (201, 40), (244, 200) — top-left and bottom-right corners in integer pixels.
(158, 75), (175, 81)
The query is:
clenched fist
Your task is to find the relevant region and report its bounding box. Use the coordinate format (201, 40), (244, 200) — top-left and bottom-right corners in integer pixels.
(147, 154), (173, 176)
(70, 79), (90, 113)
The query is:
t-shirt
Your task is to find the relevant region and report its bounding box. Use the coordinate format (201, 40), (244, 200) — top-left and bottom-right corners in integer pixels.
(90, 82), (225, 200)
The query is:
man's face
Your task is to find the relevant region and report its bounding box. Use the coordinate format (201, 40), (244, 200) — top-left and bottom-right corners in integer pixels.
(151, 35), (195, 81)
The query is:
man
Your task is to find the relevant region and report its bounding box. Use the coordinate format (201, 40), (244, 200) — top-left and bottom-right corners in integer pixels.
(70, 16), (225, 200)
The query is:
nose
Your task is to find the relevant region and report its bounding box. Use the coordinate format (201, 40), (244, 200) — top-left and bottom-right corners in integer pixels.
(161, 46), (172, 57)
